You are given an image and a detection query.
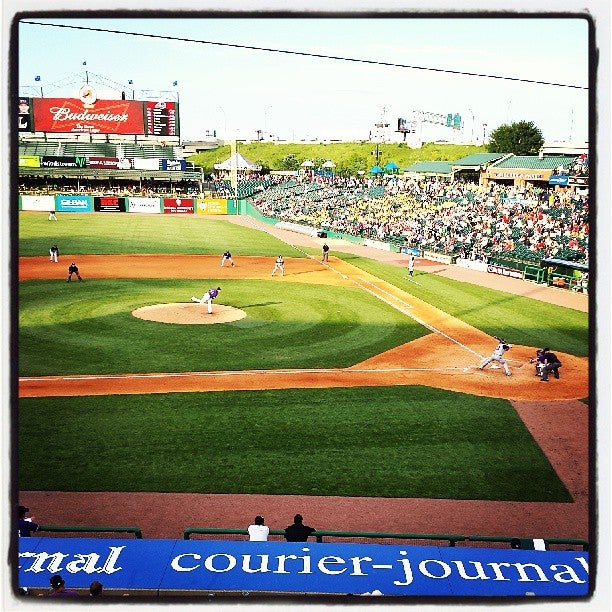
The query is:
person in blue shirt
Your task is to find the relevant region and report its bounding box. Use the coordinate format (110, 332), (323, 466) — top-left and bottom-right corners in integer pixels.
(18, 505), (39, 537)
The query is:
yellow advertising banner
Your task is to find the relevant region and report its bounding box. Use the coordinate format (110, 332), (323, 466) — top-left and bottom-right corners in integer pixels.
(19, 155), (41, 167)
(196, 198), (228, 215)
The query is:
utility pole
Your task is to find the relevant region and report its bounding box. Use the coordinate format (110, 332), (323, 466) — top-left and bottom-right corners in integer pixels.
(372, 108), (389, 167)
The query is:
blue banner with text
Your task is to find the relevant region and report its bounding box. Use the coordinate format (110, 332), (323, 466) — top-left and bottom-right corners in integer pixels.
(18, 538), (589, 597)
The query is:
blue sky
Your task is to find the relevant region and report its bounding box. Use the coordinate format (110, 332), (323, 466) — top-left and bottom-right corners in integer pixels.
(17, 16), (590, 143)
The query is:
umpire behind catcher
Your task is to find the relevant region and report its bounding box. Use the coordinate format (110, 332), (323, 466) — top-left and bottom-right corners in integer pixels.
(539, 348), (562, 382)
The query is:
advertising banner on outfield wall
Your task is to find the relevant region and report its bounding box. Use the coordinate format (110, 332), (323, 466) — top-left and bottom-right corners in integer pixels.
(163, 198), (194, 214)
(134, 158), (161, 171)
(456, 258), (489, 272)
(41, 156), (87, 169)
(88, 157), (134, 170)
(18, 538), (589, 597)
(363, 238), (392, 251)
(196, 199), (228, 214)
(128, 197), (162, 214)
(423, 250), (455, 264)
(487, 264), (523, 279)
(18, 155), (41, 168)
(94, 196), (127, 213)
(20, 195), (56, 211)
(160, 159), (186, 171)
(32, 97), (145, 135)
(56, 195), (92, 213)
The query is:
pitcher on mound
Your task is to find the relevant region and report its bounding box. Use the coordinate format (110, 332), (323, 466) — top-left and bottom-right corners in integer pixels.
(191, 287), (221, 314)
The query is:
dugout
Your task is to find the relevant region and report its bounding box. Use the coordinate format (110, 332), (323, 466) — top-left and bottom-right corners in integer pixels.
(540, 257), (589, 291)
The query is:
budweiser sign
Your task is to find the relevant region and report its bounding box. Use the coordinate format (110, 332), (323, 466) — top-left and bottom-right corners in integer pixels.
(32, 98), (145, 135)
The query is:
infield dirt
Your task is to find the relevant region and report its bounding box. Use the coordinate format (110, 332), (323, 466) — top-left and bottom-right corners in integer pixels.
(18, 235), (590, 541)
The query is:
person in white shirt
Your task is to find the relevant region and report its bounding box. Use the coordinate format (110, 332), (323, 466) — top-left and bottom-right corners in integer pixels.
(248, 515), (269, 541)
(478, 337), (512, 376)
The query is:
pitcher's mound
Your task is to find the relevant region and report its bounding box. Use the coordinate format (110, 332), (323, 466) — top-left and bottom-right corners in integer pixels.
(132, 303), (246, 325)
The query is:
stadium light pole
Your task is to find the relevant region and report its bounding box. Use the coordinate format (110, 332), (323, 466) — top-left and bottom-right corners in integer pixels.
(264, 106), (272, 139)
(230, 135), (238, 214)
(217, 106), (227, 139)
(467, 108), (475, 144)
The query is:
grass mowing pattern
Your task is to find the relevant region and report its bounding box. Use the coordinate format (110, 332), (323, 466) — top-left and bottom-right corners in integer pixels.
(335, 253), (589, 358)
(17, 213), (583, 503)
(19, 212), (291, 257)
(19, 279), (428, 375)
(18, 386), (571, 502)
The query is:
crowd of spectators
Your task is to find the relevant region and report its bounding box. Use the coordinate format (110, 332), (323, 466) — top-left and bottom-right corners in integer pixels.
(251, 171), (589, 265)
(17, 155), (589, 265)
(18, 177), (200, 198)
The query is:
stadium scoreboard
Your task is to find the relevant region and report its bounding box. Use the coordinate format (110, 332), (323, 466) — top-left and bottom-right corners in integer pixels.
(19, 95), (180, 137)
(146, 101), (177, 136)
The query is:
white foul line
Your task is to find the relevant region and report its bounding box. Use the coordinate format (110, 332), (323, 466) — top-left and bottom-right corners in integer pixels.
(232, 216), (484, 360)
(20, 366), (470, 384)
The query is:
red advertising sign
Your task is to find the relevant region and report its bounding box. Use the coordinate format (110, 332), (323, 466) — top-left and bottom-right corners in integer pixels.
(32, 98), (145, 135)
(93, 196), (127, 212)
(163, 198), (194, 214)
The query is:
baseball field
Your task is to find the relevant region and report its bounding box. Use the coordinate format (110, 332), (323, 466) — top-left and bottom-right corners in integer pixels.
(17, 211), (590, 541)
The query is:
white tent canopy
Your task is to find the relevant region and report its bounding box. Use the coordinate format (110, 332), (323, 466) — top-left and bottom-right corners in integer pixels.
(214, 152), (261, 171)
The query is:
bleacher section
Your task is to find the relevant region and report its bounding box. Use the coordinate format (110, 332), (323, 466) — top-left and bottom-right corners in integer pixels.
(18, 141), (62, 156)
(61, 142), (118, 157)
(19, 139), (184, 160)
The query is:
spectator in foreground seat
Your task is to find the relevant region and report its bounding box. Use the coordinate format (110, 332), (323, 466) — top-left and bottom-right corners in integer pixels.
(47, 575), (79, 597)
(18, 505), (39, 537)
(284, 514), (316, 542)
(90, 580), (104, 597)
(248, 515), (269, 541)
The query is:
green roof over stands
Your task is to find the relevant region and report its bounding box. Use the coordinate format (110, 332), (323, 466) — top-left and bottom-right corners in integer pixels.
(404, 161), (453, 174)
(491, 155), (576, 170)
(452, 153), (506, 166)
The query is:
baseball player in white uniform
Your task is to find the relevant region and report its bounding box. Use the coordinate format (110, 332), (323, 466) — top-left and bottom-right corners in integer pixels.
(191, 287), (221, 314)
(271, 255), (285, 276)
(408, 254), (415, 277)
(478, 337), (512, 376)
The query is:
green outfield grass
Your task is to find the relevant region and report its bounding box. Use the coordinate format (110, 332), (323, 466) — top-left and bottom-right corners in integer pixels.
(19, 278), (427, 375)
(17, 212), (587, 502)
(18, 386), (572, 503)
(18, 212), (289, 257)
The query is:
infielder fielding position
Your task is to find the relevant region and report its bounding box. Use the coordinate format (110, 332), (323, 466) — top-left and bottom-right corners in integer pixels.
(271, 255), (285, 276)
(191, 286), (221, 314)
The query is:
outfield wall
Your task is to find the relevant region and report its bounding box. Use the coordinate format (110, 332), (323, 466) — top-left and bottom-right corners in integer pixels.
(19, 195), (237, 215)
(17, 195), (585, 285)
